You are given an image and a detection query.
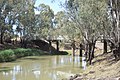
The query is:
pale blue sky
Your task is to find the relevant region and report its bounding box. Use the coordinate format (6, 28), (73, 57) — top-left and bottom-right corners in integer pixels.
(34, 0), (65, 14)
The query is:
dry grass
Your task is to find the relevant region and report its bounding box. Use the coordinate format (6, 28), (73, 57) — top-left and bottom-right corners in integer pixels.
(81, 50), (120, 79)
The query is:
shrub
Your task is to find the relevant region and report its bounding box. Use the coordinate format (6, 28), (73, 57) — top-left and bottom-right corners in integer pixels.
(14, 48), (32, 58)
(0, 48), (68, 63)
(0, 49), (16, 62)
(13, 48), (47, 57)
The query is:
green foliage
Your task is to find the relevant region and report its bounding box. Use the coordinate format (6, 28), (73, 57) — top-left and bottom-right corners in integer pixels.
(35, 4), (54, 39)
(13, 48), (32, 58)
(0, 49), (16, 62)
(63, 0), (108, 43)
(0, 0), (56, 42)
(0, 48), (68, 63)
(13, 48), (49, 57)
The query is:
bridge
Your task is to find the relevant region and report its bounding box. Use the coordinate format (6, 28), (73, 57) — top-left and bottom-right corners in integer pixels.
(47, 39), (61, 53)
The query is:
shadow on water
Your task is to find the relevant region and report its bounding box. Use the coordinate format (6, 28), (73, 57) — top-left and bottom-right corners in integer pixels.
(23, 57), (41, 60)
(22, 56), (53, 61)
(10, 60), (21, 63)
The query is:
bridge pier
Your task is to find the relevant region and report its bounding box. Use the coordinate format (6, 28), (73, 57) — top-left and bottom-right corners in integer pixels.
(48, 40), (60, 53)
(48, 40), (52, 53)
(56, 41), (59, 51)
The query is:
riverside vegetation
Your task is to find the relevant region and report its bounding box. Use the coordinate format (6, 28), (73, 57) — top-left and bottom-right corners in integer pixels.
(0, 48), (68, 62)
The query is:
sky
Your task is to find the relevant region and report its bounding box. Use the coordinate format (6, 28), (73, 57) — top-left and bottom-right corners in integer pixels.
(34, 0), (65, 14)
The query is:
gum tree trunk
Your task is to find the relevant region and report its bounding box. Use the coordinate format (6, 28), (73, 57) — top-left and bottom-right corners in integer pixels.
(72, 41), (75, 56)
(0, 33), (3, 44)
(49, 41), (52, 53)
(88, 42), (96, 65)
(84, 44), (88, 61)
(91, 42), (96, 59)
(79, 43), (82, 57)
(88, 43), (92, 64)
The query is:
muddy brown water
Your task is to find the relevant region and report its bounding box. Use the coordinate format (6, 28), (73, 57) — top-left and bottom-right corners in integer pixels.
(0, 56), (86, 80)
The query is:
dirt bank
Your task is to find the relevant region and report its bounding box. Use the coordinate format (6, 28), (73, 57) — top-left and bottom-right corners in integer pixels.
(66, 50), (120, 80)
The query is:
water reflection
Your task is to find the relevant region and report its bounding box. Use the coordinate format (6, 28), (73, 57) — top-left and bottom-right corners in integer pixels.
(82, 57), (87, 70)
(0, 56), (86, 80)
(33, 70), (40, 79)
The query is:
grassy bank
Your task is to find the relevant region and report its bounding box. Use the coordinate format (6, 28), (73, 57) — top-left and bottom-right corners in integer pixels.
(0, 48), (68, 62)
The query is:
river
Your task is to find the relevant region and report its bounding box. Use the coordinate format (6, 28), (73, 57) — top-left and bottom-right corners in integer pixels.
(0, 55), (86, 80)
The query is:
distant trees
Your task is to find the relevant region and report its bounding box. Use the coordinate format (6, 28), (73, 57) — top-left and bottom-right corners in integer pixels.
(36, 4), (54, 39)
(0, 0), (55, 45)
(0, 0), (13, 44)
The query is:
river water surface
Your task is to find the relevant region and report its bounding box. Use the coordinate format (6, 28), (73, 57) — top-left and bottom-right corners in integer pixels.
(0, 56), (86, 80)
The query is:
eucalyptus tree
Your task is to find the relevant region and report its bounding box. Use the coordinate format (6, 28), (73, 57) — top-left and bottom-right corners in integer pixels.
(0, 0), (13, 44)
(0, 0), (37, 46)
(35, 4), (54, 39)
(0, 0), (43, 44)
(54, 11), (67, 40)
(62, 19), (82, 56)
(107, 0), (120, 60)
(64, 0), (107, 64)
(54, 11), (82, 56)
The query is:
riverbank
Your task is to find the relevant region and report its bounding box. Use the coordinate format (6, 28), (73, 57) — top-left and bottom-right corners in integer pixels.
(0, 48), (68, 62)
(66, 50), (120, 80)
